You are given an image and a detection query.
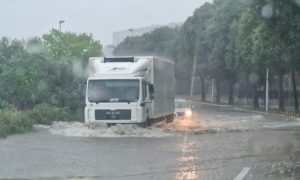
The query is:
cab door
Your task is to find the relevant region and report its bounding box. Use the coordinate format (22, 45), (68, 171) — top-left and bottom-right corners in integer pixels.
(141, 80), (151, 122)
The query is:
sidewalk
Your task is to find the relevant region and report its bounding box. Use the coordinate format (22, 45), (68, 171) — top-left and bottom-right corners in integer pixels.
(191, 99), (300, 119)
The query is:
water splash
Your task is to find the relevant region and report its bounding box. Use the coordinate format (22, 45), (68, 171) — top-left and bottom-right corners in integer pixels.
(45, 121), (172, 138)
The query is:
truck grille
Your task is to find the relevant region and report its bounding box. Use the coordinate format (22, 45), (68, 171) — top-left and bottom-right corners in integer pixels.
(95, 110), (131, 120)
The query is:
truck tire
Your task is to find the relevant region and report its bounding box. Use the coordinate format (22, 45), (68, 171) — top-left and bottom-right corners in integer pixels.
(139, 117), (150, 128)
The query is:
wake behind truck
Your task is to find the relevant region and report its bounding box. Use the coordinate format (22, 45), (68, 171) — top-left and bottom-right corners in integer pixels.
(85, 56), (175, 126)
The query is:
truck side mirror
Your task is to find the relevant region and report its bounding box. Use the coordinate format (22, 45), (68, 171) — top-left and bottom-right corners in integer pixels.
(149, 84), (154, 100)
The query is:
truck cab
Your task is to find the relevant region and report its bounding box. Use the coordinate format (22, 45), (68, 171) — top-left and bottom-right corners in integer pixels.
(85, 77), (152, 124)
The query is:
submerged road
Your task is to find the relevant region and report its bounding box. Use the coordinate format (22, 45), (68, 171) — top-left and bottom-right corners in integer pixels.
(0, 103), (300, 179)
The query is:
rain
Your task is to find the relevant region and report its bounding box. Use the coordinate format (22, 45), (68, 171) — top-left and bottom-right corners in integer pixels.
(1, 0), (300, 179)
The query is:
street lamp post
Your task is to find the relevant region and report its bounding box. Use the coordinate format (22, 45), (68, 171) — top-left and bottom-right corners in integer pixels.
(59, 20), (65, 32)
(266, 68), (269, 112)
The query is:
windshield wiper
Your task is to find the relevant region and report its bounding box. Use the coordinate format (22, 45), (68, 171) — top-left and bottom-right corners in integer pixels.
(92, 100), (110, 104)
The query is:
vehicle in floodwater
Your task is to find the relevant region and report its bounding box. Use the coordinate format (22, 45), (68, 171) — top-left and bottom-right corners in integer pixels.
(85, 56), (175, 126)
(175, 99), (193, 119)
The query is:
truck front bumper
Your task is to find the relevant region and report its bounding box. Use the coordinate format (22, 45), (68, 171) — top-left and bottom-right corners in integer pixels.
(85, 107), (144, 124)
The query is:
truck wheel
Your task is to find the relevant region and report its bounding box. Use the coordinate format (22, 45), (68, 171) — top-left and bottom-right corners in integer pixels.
(139, 117), (150, 128)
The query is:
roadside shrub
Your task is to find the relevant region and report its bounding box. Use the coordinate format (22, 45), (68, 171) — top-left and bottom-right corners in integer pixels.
(0, 121), (9, 138)
(28, 103), (84, 125)
(0, 107), (34, 137)
(0, 104), (84, 138)
(71, 108), (84, 122)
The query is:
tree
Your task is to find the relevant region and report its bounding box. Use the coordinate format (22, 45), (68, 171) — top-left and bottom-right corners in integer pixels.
(269, 0), (300, 112)
(0, 38), (53, 109)
(114, 27), (187, 92)
(111, 0), (300, 111)
(236, 0), (268, 109)
(192, 3), (215, 102)
(43, 29), (102, 62)
(206, 0), (245, 105)
(114, 27), (178, 57)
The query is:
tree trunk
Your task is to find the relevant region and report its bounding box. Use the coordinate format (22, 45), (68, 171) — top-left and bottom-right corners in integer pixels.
(201, 77), (206, 102)
(263, 81), (267, 108)
(253, 84), (259, 109)
(292, 71), (299, 112)
(228, 81), (234, 105)
(278, 72), (284, 111)
(216, 79), (220, 104)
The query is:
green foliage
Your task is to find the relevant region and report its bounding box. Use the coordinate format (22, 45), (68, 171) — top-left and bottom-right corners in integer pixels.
(43, 29), (102, 62)
(0, 51), (84, 110)
(0, 104), (83, 138)
(28, 104), (82, 125)
(208, 0), (245, 82)
(0, 107), (34, 137)
(1, 0), (300, 137)
(113, 0), (300, 108)
(0, 29), (101, 111)
(0, 30), (101, 137)
(114, 27), (179, 57)
(0, 53), (51, 108)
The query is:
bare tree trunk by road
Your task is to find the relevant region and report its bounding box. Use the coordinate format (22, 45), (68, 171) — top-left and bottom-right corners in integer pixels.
(216, 79), (220, 104)
(253, 84), (259, 109)
(201, 77), (206, 101)
(228, 80), (234, 105)
(292, 71), (299, 112)
(279, 71), (284, 111)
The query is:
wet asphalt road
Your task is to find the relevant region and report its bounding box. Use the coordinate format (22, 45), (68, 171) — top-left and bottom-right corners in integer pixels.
(0, 102), (300, 180)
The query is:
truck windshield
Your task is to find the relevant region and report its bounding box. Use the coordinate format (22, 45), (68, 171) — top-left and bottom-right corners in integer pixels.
(88, 79), (140, 103)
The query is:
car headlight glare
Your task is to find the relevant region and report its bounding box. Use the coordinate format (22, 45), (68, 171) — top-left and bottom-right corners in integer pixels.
(185, 109), (192, 117)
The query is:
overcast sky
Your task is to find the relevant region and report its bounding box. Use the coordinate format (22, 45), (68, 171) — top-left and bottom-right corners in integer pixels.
(0, 0), (211, 45)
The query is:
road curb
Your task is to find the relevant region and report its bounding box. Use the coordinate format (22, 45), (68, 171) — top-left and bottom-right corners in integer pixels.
(192, 100), (300, 120)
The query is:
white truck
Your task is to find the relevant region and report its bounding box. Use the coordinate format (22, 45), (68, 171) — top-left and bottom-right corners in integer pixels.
(85, 56), (175, 126)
